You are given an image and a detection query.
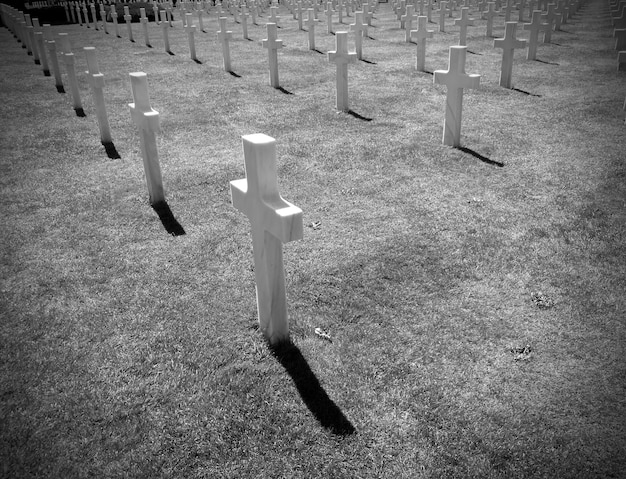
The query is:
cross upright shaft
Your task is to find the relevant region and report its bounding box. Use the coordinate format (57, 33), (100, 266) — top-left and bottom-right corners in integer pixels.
(230, 134), (303, 344)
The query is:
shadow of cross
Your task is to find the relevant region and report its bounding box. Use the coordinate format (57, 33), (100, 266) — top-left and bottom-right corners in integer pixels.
(434, 46), (480, 147)
(129, 72), (165, 205)
(230, 134), (303, 345)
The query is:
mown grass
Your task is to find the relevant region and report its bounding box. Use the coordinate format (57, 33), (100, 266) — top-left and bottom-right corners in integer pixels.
(1, 0), (625, 477)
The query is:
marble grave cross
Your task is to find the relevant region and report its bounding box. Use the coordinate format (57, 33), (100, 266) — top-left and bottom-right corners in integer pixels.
(482, 2), (498, 37)
(184, 13), (197, 60)
(328, 31), (357, 111)
(58, 33), (83, 114)
(230, 133), (303, 345)
(494, 21), (526, 88)
(217, 17), (233, 72)
(129, 72), (165, 205)
(124, 6), (134, 42)
(433, 46), (480, 147)
(524, 10), (548, 60)
(454, 7), (474, 46)
(411, 15), (434, 71)
(262, 22), (283, 88)
(84, 47), (112, 144)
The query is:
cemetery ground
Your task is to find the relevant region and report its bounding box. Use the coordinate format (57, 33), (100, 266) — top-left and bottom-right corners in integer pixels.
(1, 1), (625, 477)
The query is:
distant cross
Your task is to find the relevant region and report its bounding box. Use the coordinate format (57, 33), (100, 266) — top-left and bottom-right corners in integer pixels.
(124, 6), (134, 42)
(438, 1), (447, 32)
(84, 46), (112, 144)
(297, 1), (304, 29)
(111, 5), (121, 37)
(241, 7), (249, 39)
(494, 21), (526, 88)
(306, 8), (319, 50)
(350, 11), (367, 59)
(161, 10), (171, 52)
(328, 31), (357, 111)
(129, 72), (165, 205)
(197, 8), (205, 32)
(433, 46), (480, 147)
(269, 5), (280, 25)
(47, 39), (64, 91)
(90, 3), (98, 30)
(100, 5), (108, 34)
(230, 134), (303, 345)
(141, 8), (151, 47)
(426, 0), (433, 22)
(153, 2), (160, 24)
(338, 0), (344, 23)
(614, 28), (626, 50)
(541, 3), (556, 43)
(184, 13), (197, 60)
(34, 32), (50, 76)
(504, 0), (513, 21)
(524, 10), (548, 60)
(59, 33), (82, 112)
(217, 17), (233, 72)
(411, 15), (434, 71)
(454, 7), (474, 45)
(518, 0), (526, 21)
(402, 5), (418, 42)
(482, 1), (498, 37)
(83, 4), (90, 28)
(325, 2), (334, 34)
(262, 22), (283, 88)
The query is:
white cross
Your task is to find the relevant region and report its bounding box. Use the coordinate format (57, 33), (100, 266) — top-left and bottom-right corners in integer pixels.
(269, 5), (280, 25)
(306, 8), (318, 50)
(437, 0), (447, 32)
(402, 5), (417, 42)
(325, 2), (333, 34)
(454, 7), (474, 46)
(494, 21), (526, 88)
(262, 22), (283, 87)
(524, 10), (548, 60)
(111, 4), (121, 38)
(481, 2), (498, 37)
(129, 72), (165, 205)
(84, 46), (112, 144)
(433, 46), (480, 147)
(59, 32), (83, 113)
(328, 31), (357, 111)
(350, 10), (367, 59)
(411, 15), (433, 71)
(140, 8), (151, 46)
(230, 134), (303, 345)
(217, 16), (233, 71)
(161, 10), (171, 52)
(100, 5), (108, 34)
(541, 3), (556, 43)
(124, 6), (134, 42)
(184, 13), (197, 60)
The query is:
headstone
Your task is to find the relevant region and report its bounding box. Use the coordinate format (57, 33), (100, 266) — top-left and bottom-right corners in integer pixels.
(129, 72), (165, 205)
(306, 8), (318, 50)
(140, 8), (151, 46)
(100, 4), (108, 34)
(111, 5), (121, 38)
(524, 10), (547, 59)
(58, 33), (83, 113)
(454, 7), (474, 46)
(325, 2), (334, 34)
(494, 22), (526, 88)
(328, 31), (357, 111)
(124, 6), (134, 42)
(402, 5), (417, 42)
(350, 11), (367, 59)
(438, 0), (447, 32)
(160, 10), (171, 52)
(184, 13), (197, 60)
(217, 17), (233, 72)
(262, 22), (283, 87)
(433, 46), (480, 146)
(541, 3), (556, 43)
(84, 47), (112, 144)
(241, 7), (249, 39)
(230, 133), (303, 345)
(482, 1), (498, 37)
(615, 28), (626, 50)
(47, 40), (64, 91)
(411, 15), (433, 71)
(34, 31), (50, 76)
(90, 3), (98, 30)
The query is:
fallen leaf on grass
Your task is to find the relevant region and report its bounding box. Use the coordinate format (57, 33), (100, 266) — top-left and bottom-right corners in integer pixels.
(314, 327), (332, 342)
(531, 291), (555, 309)
(511, 344), (532, 361)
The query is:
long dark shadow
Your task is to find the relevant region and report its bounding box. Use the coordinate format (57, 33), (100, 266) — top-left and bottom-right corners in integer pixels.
(360, 58), (377, 64)
(167, 50), (175, 56)
(151, 200), (186, 236)
(467, 50), (483, 55)
(193, 58), (203, 64)
(535, 58), (559, 65)
(75, 107), (86, 117)
(347, 109), (373, 122)
(102, 141), (121, 159)
(512, 87), (542, 97)
(228, 71), (242, 78)
(456, 146), (504, 167)
(269, 340), (356, 436)
(275, 86), (294, 95)
(56, 85), (65, 93)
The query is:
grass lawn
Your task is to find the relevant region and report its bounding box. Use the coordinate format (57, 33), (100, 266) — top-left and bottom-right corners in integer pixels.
(1, 0), (625, 477)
